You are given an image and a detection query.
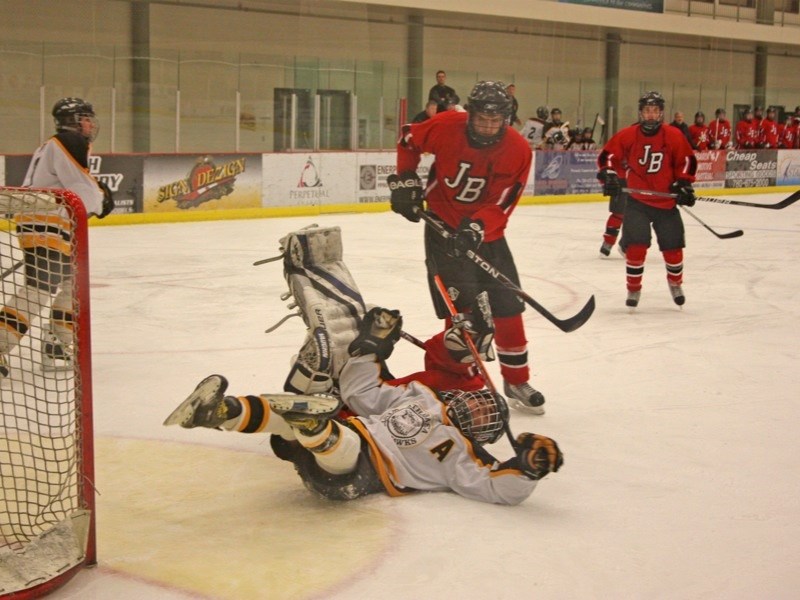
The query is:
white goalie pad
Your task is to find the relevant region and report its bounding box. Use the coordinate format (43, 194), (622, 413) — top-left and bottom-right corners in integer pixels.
(277, 226), (366, 392)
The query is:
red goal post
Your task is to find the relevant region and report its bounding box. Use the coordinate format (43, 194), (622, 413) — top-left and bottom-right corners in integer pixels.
(0, 187), (96, 599)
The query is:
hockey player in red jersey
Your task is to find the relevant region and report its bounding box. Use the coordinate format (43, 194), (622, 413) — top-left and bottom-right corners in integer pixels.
(707, 108), (733, 149)
(597, 91), (697, 308)
(779, 115), (798, 149)
(735, 107), (759, 149)
(759, 107), (780, 149)
(688, 112), (711, 151)
(386, 81), (545, 415)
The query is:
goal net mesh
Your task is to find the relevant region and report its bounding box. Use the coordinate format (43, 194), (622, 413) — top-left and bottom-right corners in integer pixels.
(0, 187), (94, 597)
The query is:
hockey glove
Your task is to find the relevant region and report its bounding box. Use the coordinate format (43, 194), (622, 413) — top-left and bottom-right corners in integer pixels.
(348, 307), (403, 360)
(444, 291), (496, 363)
(670, 179), (696, 207)
(597, 169), (621, 197)
(515, 433), (563, 480)
(448, 218), (485, 258)
(387, 171), (424, 223)
(97, 180), (115, 218)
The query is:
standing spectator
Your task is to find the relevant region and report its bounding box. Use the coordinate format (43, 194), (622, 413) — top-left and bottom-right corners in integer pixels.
(543, 108), (571, 150)
(519, 106), (549, 151)
(669, 111), (695, 148)
(688, 112), (711, 151)
(412, 100), (439, 123)
(760, 107), (780, 149)
(506, 84), (522, 127)
(735, 107), (759, 149)
(428, 70), (460, 114)
(597, 90), (697, 308)
(0, 98), (114, 379)
(708, 108), (733, 149)
(387, 81), (546, 415)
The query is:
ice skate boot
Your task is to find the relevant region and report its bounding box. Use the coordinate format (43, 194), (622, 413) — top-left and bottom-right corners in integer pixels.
(41, 334), (73, 372)
(626, 290), (641, 308)
(266, 394), (343, 435)
(669, 284), (685, 306)
(163, 374), (241, 428)
(504, 381), (545, 415)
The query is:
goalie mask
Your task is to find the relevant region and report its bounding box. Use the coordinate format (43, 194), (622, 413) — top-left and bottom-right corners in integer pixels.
(536, 105), (550, 120)
(440, 389), (508, 445)
(52, 97), (99, 142)
(638, 91), (665, 135)
(465, 81), (513, 148)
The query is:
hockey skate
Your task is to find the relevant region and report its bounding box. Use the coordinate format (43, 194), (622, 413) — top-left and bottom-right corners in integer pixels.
(669, 284), (685, 307)
(504, 381), (545, 415)
(626, 290), (641, 308)
(266, 394), (343, 435)
(41, 334), (73, 373)
(0, 353), (9, 380)
(163, 374), (240, 428)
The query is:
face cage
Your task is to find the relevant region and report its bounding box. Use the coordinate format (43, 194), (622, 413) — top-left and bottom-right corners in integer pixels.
(466, 110), (509, 148)
(445, 390), (507, 445)
(56, 113), (99, 142)
(638, 107), (664, 134)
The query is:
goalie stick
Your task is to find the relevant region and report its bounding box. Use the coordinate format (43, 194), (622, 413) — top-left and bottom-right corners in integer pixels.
(623, 187), (800, 210)
(416, 210), (595, 333)
(431, 274), (521, 453)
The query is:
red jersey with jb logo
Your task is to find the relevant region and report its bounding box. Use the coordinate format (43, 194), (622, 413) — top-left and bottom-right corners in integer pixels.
(597, 123), (697, 209)
(397, 110), (532, 241)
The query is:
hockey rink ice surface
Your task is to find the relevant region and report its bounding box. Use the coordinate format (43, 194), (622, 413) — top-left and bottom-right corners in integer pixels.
(31, 193), (800, 599)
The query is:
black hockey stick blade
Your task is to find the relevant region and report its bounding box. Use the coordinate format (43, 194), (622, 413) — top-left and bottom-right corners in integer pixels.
(417, 210), (595, 333)
(624, 187), (800, 210)
(680, 207), (743, 239)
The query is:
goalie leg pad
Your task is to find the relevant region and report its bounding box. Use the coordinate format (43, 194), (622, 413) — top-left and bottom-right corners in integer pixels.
(279, 226), (366, 378)
(284, 327), (334, 394)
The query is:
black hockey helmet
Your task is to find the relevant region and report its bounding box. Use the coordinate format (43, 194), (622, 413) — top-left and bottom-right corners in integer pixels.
(694, 111), (705, 122)
(465, 81), (513, 148)
(638, 91), (665, 134)
(715, 107), (726, 117)
(536, 105), (549, 120)
(441, 388), (508, 445)
(52, 97), (98, 140)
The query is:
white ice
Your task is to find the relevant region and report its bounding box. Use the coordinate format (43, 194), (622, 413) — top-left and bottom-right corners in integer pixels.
(45, 193), (800, 599)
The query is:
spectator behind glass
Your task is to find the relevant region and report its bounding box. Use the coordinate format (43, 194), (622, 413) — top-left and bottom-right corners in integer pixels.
(428, 70), (460, 114)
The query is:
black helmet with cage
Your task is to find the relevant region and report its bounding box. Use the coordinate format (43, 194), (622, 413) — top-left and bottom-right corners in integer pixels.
(638, 91), (665, 134)
(536, 105), (550, 120)
(440, 388), (509, 445)
(465, 81), (513, 148)
(694, 111), (705, 124)
(52, 97), (98, 141)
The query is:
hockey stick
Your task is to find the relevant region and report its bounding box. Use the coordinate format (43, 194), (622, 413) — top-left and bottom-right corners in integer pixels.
(1, 260), (23, 280)
(431, 274), (520, 452)
(416, 210), (595, 333)
(680, 206), (743, 239)
(623, 186), (800, 210)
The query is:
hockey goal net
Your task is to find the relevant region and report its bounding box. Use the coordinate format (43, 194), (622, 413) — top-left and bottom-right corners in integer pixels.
(0, 187), (96, 599)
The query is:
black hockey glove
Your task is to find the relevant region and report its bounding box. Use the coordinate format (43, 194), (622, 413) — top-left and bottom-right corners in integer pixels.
(515, 433), (563, 480)
(448, 218), (485, 258)
(670, 179), (696, 207)
(97, 180), (115, 218)
(348, 307), (403, 361)
(387, 171), (423, 223)
(597, 169), (621, 197)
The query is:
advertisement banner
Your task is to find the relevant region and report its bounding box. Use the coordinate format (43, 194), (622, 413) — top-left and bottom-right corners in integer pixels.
(565, 151), (602, 194)
(725, 149), (777, 188)
(776, 150), (800, 185)
(144, 154), (262, 213)
(533, 151), (569, 195)
(262, 153), (355, 208)
(355, 152), (434, 205)
(693, 150), (726, 189)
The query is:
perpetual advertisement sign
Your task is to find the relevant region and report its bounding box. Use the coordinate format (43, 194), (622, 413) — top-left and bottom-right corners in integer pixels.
(724, 149), (777, 188)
